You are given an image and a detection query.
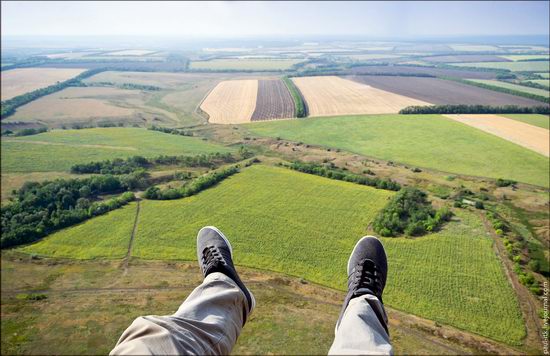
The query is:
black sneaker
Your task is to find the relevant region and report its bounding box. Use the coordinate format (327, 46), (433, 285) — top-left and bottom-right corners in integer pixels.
(335, 236), (388, 333)
(196, 226), (255, 324)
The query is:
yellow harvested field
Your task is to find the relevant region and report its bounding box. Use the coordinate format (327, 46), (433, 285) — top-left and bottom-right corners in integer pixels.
(445, 114), (549, 157)
(8, 87), (136, 122)
(1, 68), (86, 100)
(292, 76), (430, 117)
(200, 80), (258, 124)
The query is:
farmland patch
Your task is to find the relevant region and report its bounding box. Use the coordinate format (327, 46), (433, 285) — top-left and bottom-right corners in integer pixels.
(349, 76), (546, 106)
(246, 114), (549, 187)
(1, 68), (86, 101)
(1, 128), (232, 173)
(451, 61), (550, 72)
(291, 76), (430, 117)
(189, 59), (302, 71)
(19, 165), (525, 343)
(346, 65), (500, 79)
(251, 79), (295, 121)
(200, 80), (258, 124)
(445, 114), (549, 157)
(103, 49), (157, 56)
(501, 114), (550, 129)
(421, 55), (509, 63)
(467, 79), (549, 98)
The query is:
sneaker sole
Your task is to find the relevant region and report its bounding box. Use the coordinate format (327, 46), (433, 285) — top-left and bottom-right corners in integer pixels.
(196, 226), (256, 312)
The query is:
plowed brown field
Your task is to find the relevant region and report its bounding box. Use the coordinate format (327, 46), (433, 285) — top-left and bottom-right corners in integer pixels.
(251, 79), (295, 121)
(445, 114), (549, 157)
(200, 80), (258, 124)
(291, 76), (430, 117)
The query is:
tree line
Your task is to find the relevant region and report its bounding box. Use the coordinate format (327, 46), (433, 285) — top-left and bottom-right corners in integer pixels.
(400, 104), (550, 115)
(1, 175), (136, 248)
(457, 78), (549, 103)
(70, 153), (237, 175)
(284, 161), (401, 191)
(144, 165), (241, 200)
(282, 77), (307, 118)
(148, 125), (194, 136)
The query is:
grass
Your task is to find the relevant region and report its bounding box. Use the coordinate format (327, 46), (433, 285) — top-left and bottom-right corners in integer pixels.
(467, 80), (549, 98)
(524, 79), (550, 88)
(1, 256), (484, 355)
(19, 165), (525, 344)
(382, 210), (524, 344)
(501, 114), (549, 129)
(449, 44), (499, 52)
(1, 127), (232, 173)
(189, 59), (303, 71)
(20, 202), (137, 259)
(246, 114), (549, 187)
(451, 61), (550, 72)
(536, 72), (550, 79)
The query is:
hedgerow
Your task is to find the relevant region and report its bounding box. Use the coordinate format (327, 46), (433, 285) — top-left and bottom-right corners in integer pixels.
(400, 104), (550, 115)
(282, 77), (307, 117)
(285, 161), (401, 191)
(143, 165), (241, 200)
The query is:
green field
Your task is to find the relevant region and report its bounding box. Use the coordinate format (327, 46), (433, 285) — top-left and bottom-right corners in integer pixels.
(20, 165), (525, 344)
(1, 128), (232, 173)
(246, 115), (549, 187)
(21, 202), (137, 258)
(500, 55), (550, 61)
(524, 79), (550, 88)
(452, 61), (550, 72)
(536, 72), (550, 79)
(189, 59), (303, 70)
(468, 79), (550, 98)
(502, 114), (550, 129)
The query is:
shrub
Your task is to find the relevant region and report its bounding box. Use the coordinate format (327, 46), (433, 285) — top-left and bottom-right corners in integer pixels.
(373, 187), (453, 237)
(286, 161), (400, 191)
(496, 178), (517, 187)
(475, 201), (485, 209)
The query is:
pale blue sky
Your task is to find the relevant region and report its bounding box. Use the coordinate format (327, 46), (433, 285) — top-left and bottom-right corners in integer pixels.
(2, 1), (549, 37)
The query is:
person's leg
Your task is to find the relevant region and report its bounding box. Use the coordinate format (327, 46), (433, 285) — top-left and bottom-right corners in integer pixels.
(328, 236), (393, 355)
(110, 226), (255, 355)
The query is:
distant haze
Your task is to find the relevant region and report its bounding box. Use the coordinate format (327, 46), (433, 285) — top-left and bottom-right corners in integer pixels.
(1, 1), (549, 38)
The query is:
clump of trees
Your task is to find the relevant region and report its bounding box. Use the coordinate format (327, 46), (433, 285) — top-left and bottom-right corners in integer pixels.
(1, 127), (48, 137)
(282, 77), (307, 117)
(373, 187), (453, 237)
(1, 175), (136, 248)
(286, 161), (401, 191)
(400, 104), (550, 115)
(148, 125), (194, 136)
(70, 153), (237, 174)
(1, 68), (106, 118)
(143, 165), (240, 200)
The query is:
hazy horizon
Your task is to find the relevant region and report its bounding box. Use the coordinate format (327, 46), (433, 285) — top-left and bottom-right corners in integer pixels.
(2, 1), (549, 38)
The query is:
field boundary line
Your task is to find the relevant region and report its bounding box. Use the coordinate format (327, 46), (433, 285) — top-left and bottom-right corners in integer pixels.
(121, 199), (141, 275)
(193, 83), (215, 123)
(479, 212), (542, 350)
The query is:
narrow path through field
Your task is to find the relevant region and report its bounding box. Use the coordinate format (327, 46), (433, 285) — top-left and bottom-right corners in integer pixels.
(479, 212), (543, 351)
(121, 199), (141, 275)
